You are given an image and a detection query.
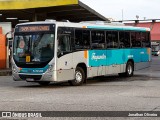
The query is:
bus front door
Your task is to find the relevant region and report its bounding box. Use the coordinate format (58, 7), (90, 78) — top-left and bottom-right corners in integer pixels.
(57, 35), (74, 81)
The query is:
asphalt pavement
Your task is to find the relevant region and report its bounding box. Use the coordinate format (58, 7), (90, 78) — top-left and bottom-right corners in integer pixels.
(0, 56), (160, 120)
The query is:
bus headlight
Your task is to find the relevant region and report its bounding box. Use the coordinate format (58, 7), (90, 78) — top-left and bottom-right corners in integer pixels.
(47, 65), (54, 72)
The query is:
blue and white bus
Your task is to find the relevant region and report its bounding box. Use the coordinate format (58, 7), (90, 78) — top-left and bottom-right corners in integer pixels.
(12, 20), (151, 86)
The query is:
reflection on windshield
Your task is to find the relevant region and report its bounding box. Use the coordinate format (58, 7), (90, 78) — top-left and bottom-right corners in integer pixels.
(13, 33), (55, 63)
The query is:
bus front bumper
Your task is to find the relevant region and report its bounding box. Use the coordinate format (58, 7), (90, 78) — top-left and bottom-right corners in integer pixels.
(12, 71), (56, 82)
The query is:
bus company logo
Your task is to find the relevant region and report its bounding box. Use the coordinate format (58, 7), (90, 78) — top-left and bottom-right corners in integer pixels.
(91, 53), (106, 61)
(2, 112), (11, 117)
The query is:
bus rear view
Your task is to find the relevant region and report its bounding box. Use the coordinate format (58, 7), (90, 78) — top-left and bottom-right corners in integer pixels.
(12, 23), (55, 85)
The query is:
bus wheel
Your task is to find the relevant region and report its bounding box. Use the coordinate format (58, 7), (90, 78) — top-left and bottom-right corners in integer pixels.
(119, 61), (134, 77)
(38, 81), (50, 86)
(70, 67), (85, 86)
(125, 61), (134, 77)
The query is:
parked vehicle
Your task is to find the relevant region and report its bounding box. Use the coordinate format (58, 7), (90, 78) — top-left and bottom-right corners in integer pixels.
(152, 43), (160, 56)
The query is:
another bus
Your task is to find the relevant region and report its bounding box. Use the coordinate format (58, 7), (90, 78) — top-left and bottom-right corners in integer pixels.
(12, 20), (151, 86)
(151, 42), (160, 56)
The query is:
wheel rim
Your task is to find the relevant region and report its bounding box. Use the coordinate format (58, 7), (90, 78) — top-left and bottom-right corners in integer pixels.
(127, 64), (132, 75)
(75, 71), (82, 83)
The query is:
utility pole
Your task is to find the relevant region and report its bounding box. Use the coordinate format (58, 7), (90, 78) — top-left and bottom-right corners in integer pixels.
(122, 9), (124, 21)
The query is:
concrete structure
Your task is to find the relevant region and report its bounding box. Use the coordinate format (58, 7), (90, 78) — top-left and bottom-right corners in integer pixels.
(0, 0), (109, 27)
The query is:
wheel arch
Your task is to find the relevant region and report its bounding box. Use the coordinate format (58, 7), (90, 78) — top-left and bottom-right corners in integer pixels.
(76, 63), (87, 81)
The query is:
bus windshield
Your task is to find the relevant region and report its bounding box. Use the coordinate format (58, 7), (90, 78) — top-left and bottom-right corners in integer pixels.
(152, 45), (159, 52)
(13, 33), (55, 67)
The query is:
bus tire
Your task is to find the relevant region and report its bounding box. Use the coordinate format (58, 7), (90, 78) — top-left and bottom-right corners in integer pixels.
(125, 61), (134, 77)
(70, 67), (85, 86)
(38, 81), (50, 86)
(119, 61), (134, 77)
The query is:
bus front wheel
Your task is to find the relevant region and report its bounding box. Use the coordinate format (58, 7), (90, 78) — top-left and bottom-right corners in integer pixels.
(69, 67), (85, 86)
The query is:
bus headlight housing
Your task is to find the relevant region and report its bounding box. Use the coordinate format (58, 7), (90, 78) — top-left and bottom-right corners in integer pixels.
(47, 65), (54, 72)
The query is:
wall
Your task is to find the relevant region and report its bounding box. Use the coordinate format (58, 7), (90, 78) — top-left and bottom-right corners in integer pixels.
(0, 22), (12, 68)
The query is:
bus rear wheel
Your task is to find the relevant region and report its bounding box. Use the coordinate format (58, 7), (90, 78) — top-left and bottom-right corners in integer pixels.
(69, 67), (85, 86)
(125, 61), (134, 77)
(119, 61), (134, 77)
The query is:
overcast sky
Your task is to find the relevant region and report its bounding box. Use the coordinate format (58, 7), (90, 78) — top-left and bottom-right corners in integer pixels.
(80, 0), (160, 21)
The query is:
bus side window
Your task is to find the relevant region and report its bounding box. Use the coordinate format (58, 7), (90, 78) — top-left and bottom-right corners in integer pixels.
(119, 32), (125, 48)
(119, 32), (131, 48)
(142, 32), (150, 47)
(124, 32), (131, 48)
(136, 32), (142, 47)
(75, 29), (90, 50)
(91, 30), (105, 49)
(106, 31), (118, 48)
(106, 31), (112, 48)
(131, 32), (135, 47)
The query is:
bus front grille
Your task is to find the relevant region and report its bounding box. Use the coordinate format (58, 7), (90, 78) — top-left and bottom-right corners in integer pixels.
(19, 75), (42, 81)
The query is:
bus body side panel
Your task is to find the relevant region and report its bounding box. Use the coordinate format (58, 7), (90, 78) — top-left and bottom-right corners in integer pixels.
(72, 51), (89, 76)
(56, 53), (74, 81)
(106, 49), (124, 74)
(56, 51), (89, 81)
(87, 48), (150, 77)
(71, 50), (107, 78)
(88, 49), (128, 76)
(134, 48), (151, 70)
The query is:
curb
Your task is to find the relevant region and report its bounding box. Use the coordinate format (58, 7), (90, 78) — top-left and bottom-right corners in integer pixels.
(0, 70), (12, 76)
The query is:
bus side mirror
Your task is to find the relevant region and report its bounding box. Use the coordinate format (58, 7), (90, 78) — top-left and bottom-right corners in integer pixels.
(57, 46), (63, 57)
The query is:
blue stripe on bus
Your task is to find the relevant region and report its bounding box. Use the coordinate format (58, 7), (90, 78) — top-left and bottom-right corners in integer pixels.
(19, 65), (49, 74)
(87, 26), (147, 32)
(88, 48), (150, 67)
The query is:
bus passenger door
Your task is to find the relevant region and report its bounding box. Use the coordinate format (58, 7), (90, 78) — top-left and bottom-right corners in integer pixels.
(57, 34), (74, 81)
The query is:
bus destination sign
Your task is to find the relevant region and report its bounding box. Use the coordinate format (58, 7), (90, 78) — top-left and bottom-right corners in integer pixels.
(19, 25), (50, 32)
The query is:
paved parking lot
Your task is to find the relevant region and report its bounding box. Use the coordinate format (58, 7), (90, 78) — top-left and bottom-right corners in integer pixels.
(0, 56), (160, 119)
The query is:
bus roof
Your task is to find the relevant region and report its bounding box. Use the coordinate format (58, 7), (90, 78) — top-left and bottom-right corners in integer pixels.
(16, 20), (150, 32)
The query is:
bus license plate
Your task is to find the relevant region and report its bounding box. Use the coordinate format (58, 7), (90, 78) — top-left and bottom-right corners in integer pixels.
(26, 78), (34, 81)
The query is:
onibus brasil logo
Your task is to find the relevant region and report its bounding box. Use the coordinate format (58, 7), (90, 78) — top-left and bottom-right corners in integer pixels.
(2, 112), (42, 118)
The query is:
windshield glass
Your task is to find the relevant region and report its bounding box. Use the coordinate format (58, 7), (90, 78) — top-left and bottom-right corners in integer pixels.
(152, 45), (159, 52)
(13, 33), (55, 65)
